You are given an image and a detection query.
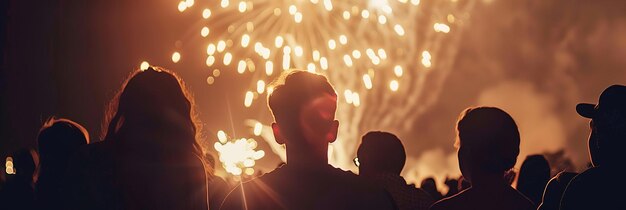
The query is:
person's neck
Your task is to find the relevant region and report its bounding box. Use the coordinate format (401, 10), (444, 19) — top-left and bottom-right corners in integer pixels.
(469, 172), (509, 190)
(286, 146), (328, 170)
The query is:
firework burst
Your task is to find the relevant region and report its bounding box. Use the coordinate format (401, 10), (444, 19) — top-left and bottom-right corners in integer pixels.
(168, 0), (476, 175)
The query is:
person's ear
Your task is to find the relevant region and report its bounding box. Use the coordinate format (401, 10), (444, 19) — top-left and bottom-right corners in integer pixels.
(272, 123), (286, 145)
(326, 120), (339, 143)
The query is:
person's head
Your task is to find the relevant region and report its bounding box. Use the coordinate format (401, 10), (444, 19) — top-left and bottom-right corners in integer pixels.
(357, 131), (406, 175)
(517, 155), (550, 184)
(455, 107), (520, 183)
(517, 155), (550, 204)
(102, 66), (202, 155)
(268, 70), (338, 160)
(11, 148), (38, 182)
(37, 118), (89, 168)
(576, 84), (626, 168)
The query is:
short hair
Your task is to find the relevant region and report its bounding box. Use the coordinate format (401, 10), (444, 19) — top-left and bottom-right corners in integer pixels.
(357, 131), (406, 174)
(267, 70), (337, 125)
(38, 117), (90, 158)
(456, 107), (520, 173)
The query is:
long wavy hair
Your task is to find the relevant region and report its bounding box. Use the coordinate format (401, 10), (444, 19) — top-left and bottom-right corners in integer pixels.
(101, 66), (205, 161)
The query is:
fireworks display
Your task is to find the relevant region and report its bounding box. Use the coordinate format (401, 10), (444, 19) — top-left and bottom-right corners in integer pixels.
(167, 0), (477, 176)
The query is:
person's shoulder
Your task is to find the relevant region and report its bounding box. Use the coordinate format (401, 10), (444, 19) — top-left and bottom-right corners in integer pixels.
(429, 188), (470, 210)
(220, 168), (284, 210)
(563, 167), (605, 194)
(429, 193), (459, 210)
(505, 187), (535, 209)
(560, 167), (611, 210)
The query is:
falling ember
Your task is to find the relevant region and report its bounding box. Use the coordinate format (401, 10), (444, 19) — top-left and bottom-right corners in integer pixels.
(328, 39), (337, 50)
(253, 122), (263, 136)
(217, 130), (227, 143)
(207, 44), (216, 55)
(343, 54), (353, 67)
(362, 74), (373, 89)
(237, 60), (246, 73)
(339, 35), (348, 45)
(223, 52), (233, 65)
(320, 57), (328, 70)
(202, 9), (211, 19)
(307, 63), (316, 73)
(184, 0), (194, 7)
(394, 65), (403, 77)
(241, 34), (250, 47)
(352, 50), (362, 59)
(394, 24), (405, 36)
(244, 91), (254, 107)
(256, 80), (265, 94)
(433, 23), (451, 33)
(389, 80), (399, 91)
(274, 36), (284, 48)
(201, 27), (209, 37)
(139, 61), (150, 71)
(421, 50), (432, 68)
(265, 61), (274, 75)
(206, 56), (215, 67)
(177, 1), (187, 12)
(171, 52), (181, 63)
(344, 89), (354, 104)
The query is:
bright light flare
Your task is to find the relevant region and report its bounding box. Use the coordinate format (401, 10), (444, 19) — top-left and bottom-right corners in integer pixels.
(214, 137), (265, 176)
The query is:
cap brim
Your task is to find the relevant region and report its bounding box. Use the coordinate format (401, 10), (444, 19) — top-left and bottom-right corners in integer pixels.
(576, 103), (596, 118)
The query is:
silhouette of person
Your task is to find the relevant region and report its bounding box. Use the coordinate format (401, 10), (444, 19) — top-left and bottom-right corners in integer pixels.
(66, 66), (210, 210)
(220, 70), (395, 210)
(0, 149), (38, 210)
(516, 154), (550, 207)
(430, 107), (534, 210)
(537, 171), (577, 210)
(34, 118), (89, 210)
(356, 131), (433, 210)
(420, 177), (443, 201)
(561, 85), (626, 210)
(204, 152), (230, 210)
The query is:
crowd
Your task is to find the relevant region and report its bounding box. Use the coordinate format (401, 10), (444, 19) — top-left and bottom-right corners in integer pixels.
(0, 67), (623, 210)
